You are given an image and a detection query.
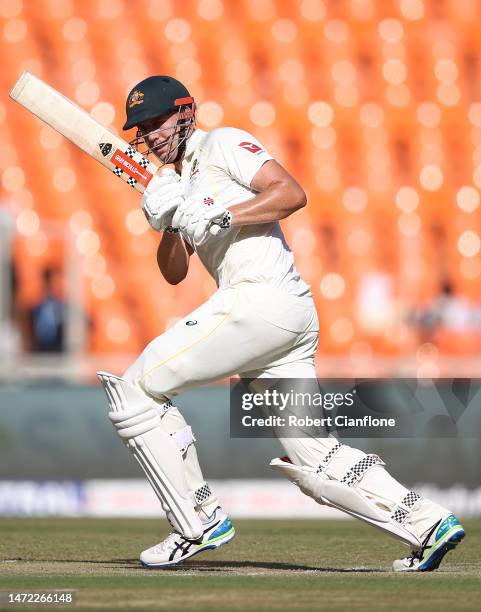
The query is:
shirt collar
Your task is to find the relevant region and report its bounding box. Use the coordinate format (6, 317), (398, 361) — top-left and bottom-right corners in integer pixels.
(184, 128), (206, 162)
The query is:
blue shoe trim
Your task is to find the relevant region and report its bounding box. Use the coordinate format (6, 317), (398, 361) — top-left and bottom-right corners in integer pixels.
(435, 514), (462, 540)
(140, 520), (235, 568)
(418, 525), (465, 571)
(209, 518), (233, 541)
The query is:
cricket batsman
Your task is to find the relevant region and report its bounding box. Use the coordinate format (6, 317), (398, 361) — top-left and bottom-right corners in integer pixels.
(98, 76), (465, 571)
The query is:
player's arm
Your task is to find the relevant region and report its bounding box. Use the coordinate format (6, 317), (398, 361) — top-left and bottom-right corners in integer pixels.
(156, 232), (194, 285)
(229, 160), (306, 226)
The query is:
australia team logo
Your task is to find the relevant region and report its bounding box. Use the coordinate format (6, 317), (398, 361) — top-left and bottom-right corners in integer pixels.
(128, 90), (144, 108)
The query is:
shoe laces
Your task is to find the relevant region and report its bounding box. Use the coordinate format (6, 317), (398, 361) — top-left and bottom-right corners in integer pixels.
(403, 518), (441, 565)
(151, 532), (183, 554)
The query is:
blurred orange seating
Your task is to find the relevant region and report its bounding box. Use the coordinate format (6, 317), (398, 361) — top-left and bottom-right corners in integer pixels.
(1, 0), (481, 361)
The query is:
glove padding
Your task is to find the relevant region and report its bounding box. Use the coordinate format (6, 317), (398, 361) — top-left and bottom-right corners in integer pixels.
(171, 197), (231, 244)
(141, 169), (184, 232)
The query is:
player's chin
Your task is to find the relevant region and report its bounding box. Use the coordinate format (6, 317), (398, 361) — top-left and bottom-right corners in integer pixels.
(151, 150), (166, 164)
(153, 150), (175, 165)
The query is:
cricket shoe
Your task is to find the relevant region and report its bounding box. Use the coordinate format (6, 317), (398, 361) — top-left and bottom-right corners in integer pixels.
(140, 507), (235, 568)
(393, 514), (465, 572)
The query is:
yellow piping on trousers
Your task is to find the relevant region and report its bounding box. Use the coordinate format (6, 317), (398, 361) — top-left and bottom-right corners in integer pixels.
(140, 286), (241, 384)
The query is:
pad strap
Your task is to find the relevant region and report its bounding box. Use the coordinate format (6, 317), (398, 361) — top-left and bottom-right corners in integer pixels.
(341, 454), (384, 486)
(391, 491), (422, 524)
(193, 482), (213, 506)
(171, 425), (195, 454)
(157, 399), (173, 417)
(316, 442), (342, 475)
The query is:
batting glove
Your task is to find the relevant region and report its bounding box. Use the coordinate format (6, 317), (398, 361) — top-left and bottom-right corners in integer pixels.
(171, 198), (232, 244)
(141, 169), (184, 232)
(170, 197), (202, 234)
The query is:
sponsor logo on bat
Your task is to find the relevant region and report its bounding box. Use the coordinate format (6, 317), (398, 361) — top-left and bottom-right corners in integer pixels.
(128, 89), (144, 108)
(99, 142), (113, 157)
(112, 149), (153, 187)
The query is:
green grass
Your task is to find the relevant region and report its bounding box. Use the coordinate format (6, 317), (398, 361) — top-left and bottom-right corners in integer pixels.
(0, 518), (479, 611)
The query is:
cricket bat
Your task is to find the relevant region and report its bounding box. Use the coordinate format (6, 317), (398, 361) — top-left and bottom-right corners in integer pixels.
(9, 71), (159, 193)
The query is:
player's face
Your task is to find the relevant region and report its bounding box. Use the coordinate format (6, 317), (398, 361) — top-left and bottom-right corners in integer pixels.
(136, 112), (180, 164)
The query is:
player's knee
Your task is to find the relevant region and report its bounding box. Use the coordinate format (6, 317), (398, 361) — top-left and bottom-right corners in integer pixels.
(122, 347), (191, 400)
(140, 359), (189, 398)
(121, 360), (167, 403)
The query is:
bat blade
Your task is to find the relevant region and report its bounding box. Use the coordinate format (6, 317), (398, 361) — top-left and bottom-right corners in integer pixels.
(9, 71), (158, 193)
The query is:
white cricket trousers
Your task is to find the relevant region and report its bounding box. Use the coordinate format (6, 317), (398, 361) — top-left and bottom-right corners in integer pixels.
(124, 281), (319, 397)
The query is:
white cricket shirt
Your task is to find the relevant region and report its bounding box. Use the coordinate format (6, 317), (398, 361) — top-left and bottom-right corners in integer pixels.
(180, 127), (310, 297)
